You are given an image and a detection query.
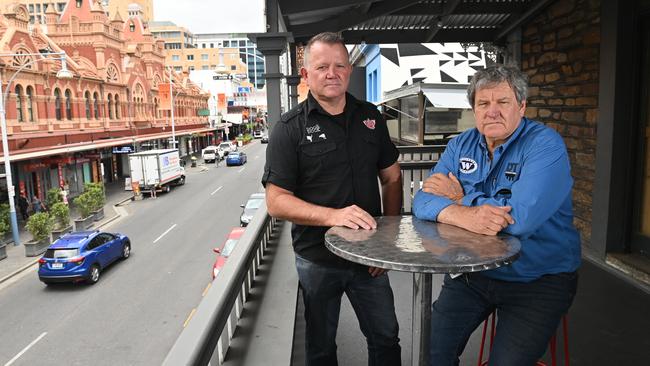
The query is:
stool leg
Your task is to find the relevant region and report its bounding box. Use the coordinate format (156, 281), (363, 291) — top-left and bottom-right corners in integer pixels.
(550, 334), (557, 366)
(562, 315), (569, 366)
(478, 317), (489, 366)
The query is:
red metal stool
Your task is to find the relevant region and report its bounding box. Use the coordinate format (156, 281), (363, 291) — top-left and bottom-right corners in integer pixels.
(477, 311), (570, 366)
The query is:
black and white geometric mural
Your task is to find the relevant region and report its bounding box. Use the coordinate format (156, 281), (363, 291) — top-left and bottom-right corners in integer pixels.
(379, 43), (489, 91)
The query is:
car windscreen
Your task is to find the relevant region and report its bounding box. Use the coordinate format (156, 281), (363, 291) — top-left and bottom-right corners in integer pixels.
(245, 198), (264, 210)
(219, 143), (230, 148)
(221, 239), (238, 257)
(44, 248), (79, 259)
(204, 149), (216, 154)
(229, 152), (240, 157)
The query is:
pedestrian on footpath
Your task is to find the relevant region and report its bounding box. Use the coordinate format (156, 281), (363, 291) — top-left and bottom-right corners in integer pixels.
(31, 195), (45, 213)
(18, 194), (29, 220)
(262, 32), (402, 366)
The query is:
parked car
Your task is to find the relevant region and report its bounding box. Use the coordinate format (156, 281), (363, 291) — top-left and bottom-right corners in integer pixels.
(38, 231), (131, 285)
(240, 192), (266, 226)
(219, 141), (237, 156)
(201, 145), (224, 163)
(261, 135), (269, 143)
(226, 151), (247, 166)
(253, 130), (263, 139)
(212, 227), (246, 279)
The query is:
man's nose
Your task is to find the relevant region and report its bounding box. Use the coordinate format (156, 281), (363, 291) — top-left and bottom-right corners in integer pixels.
(326, 66), (336, 77)
(486, 103), (499, 116)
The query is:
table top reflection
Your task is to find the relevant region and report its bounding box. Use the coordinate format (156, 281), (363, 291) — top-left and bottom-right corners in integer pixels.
(325, 216), (521, 274)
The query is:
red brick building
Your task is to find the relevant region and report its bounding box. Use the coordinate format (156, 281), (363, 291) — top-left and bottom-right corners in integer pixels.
(0, 0), (212, 200)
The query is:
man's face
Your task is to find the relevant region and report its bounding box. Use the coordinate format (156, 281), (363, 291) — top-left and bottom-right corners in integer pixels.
(301, 41), (352, 103)
(473, 81), (526, 146)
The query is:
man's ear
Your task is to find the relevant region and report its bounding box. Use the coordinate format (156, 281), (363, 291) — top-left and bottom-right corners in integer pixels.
(519, 100), (527, 117)
(300, 67), (308, 82)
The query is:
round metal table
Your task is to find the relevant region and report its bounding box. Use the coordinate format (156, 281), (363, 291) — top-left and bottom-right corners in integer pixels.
(325, 215), (521, 366)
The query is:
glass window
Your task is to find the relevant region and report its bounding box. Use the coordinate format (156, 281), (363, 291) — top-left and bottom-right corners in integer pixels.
(29, 4), (34, 12)
(108, 94), (114, 119)
(187, 55), (194, 60)
(400, 96), (420, 143)
(245, 198), (264, 210)
(15, 85), (23, 122)
(202, 65), (209, 70)
(26, 86), (34, 122)
(85, 91), (91, 119)
(93, 92), (99, 119)
(44, 248), (79, 258)
(54, 88), (62, 120)
(65, 89), (72, 120)
(201, 54), (209, 60)
(115, 95), (120, 119)
(231, 65), (236, 70)
(239, 40), (246, 47)
(189, 66), (195, 71)
(171, 55), (180, 61)
(221, 239), (238, 257)
(36, 4), (41, 12)
(223, 40), (230, 47)
(174, 66), (182, 71)
(57, 3), (64, 12)
(210, 43), (214, 48)
(202, 43), (206, 48)
(130, 23), (135, 32)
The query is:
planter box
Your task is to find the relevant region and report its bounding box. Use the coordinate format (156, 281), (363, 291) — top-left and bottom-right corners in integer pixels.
(51, 225), (73, 241)
(0, 241), (6, 261)
(74, 215), (94, 231)
(92, 207), (105, 222)
(24, 238), (50, 257)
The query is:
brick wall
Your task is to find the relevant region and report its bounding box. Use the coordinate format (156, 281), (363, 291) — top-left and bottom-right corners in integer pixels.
(521, 0), (600, 244)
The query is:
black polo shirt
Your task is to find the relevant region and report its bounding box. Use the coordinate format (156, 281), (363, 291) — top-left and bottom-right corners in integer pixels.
(262, 92), (399, 265)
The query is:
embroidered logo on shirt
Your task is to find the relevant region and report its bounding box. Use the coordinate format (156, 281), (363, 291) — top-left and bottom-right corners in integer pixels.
(306, 135), (313, 142)
(459, 157), (478, 174)
(306, 124), (321, 134)
(505, 162), (519, 181)
(318, 133), (327, 140)
(362, 118), (376, 130)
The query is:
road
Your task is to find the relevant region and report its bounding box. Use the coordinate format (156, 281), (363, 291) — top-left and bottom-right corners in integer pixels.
(0, 140), (268, 366)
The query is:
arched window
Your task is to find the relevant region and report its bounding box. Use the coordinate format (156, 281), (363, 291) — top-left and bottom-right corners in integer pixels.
(54, 88), (62, 120)
(93, 92), (99, 119)
(85, 91), (91, 119)
(26, 86), (34, 122)
(64, 89), (72, 120)
(115, 95), (120, 119)
(108, 94), (114, 119)
(133, 84), (144, 117)
(14, 85), (24, 122)
(129, 22), (135, 32)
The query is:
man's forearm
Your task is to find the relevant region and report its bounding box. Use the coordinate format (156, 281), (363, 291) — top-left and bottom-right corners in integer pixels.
(267, 191), (336, 226)
(382, 180), (402, 216)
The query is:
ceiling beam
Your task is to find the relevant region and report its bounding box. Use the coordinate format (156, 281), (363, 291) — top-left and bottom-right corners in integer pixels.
(495, 0), (554, 40)
(340, 28), (498, 44)
(423, 0), (462, 42)
(290, 0), (421, 38)
(279, 0), (374, 16)
(393, 2), (530, 16)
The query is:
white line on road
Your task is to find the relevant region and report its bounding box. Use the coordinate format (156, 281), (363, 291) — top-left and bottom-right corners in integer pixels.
(153, 224), (177, 244)
(5, 332), (47, 366)
(210, 186), (223, 196)
(254, 155), (259, 159)
(238, 167), (246, 173)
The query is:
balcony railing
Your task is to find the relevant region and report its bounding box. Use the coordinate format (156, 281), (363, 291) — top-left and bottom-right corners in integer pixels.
(163, 146), (440, 365)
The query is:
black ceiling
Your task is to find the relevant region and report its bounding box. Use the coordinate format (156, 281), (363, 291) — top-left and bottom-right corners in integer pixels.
(278, 0), (553, 44)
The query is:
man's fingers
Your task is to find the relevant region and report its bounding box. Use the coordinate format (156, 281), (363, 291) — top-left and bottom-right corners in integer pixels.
(368, 266), (387, 277)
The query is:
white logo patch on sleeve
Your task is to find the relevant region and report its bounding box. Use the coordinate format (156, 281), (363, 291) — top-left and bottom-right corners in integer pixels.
(459, 157), (478, 174)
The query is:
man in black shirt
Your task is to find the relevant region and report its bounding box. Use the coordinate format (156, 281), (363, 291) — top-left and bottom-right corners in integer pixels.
(262, 32), (402, 366)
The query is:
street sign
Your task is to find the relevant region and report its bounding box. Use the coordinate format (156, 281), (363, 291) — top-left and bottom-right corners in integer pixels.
(238, 86), (251, 93)
(213, 74), (232, 80)
(112, 146), (134, 154)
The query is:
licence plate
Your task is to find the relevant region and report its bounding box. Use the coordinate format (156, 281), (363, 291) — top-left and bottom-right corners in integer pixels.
(51, 263), (63, 269)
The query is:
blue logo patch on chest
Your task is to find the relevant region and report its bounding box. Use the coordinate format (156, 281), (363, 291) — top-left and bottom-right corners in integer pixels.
(459, 157), (478, 174)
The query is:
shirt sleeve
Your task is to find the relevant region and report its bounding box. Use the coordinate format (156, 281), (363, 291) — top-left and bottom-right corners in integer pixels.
(375, 109), (400, 169)
(465, 132), (573, 238)
(261, 121), (299, 192)
(412, 138), (458, 221)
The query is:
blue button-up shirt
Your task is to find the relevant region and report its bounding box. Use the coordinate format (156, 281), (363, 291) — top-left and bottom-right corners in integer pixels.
(413, 117), (581, 282)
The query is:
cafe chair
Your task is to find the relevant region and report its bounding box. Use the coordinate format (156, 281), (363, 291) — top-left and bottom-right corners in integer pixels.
(477, 311), (570, 366)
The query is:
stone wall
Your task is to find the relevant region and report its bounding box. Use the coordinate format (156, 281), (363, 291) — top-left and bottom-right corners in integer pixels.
(521, 0), (600, 244)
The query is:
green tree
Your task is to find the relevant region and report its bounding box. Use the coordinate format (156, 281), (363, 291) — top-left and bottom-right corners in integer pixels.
(26, 212), (53, 242)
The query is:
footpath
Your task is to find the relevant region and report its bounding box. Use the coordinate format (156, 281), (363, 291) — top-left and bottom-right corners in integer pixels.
(0, 181), (133, 284)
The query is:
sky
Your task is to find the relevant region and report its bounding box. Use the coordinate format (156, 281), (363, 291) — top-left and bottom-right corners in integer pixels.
(153, 0), (266, 34)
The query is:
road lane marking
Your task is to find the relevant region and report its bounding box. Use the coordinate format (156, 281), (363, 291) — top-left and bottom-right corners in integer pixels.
(210, 186), (223, 196)
(183, 308), (197, 328)
(238, 167), (246, 173)
(5, 332), (47, 366)
(153, 224), (177, 244)
(202, 282), (211, 297)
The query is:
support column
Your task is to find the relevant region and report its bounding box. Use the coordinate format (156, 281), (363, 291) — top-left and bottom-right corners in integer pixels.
(247, 32), (293, 134)
(285, 75), (301, 109)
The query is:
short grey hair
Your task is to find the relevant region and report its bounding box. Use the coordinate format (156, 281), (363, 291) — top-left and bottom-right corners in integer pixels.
(303, 32), (349, 67)
(467, 65), (528, 108)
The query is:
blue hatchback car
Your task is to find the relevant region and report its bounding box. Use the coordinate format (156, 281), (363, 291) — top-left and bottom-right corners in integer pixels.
(226, 151), (247, 166)
(38, 231), (131, 285)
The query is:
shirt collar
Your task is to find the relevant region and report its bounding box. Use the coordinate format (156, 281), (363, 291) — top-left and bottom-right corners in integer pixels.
(479, 117), (529, 152)
(306, 91), (361, 117)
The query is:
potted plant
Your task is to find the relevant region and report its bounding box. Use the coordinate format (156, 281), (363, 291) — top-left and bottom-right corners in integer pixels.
(0, 203), (11, 243)
(45, 187), (63, 209)
(24, 212), (53, 257)
(85, 182), (105, 221)
(0, 218), (8, 261)
(50, 202), (72, 240)
(73, 192), (95, 230)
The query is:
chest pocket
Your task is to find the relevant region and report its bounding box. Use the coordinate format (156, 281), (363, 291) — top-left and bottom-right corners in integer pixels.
(298, 141), (346, 180)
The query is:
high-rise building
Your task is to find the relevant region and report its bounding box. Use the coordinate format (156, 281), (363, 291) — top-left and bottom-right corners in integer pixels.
(194, 33), (265, 90)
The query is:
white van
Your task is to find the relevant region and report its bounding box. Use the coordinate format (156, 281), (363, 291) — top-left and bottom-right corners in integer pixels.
(219, 141), (237, 155)
(202, 145), (224, 163)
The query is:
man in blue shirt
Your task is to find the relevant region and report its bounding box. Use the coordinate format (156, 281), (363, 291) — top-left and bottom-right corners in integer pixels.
(413, 65), (580, 365)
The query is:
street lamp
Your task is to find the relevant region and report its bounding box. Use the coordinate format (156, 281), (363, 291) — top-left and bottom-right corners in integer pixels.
(0, 51), (72, 246)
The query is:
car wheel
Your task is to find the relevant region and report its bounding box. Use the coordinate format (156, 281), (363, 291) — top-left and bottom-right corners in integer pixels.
(88, 265), (101, 284)
(179, 176), (185, 185)
(122, 241), (131, 259)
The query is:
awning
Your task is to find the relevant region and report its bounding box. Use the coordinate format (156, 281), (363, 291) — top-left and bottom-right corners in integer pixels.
(423, 89), (471, 109)
(224, 113), (243, 124)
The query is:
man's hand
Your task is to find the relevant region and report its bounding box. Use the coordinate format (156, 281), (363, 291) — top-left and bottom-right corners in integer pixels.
(438, 204), (514, 236)
(422, 172), (464, 203)
(331, 205), (377, 230)
(368, 266), (387, 277)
